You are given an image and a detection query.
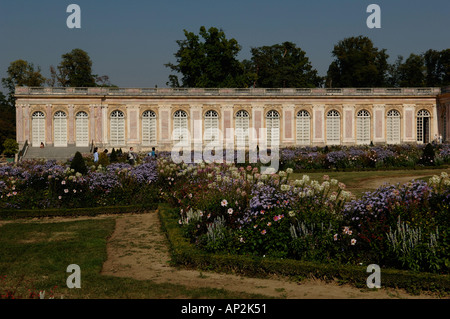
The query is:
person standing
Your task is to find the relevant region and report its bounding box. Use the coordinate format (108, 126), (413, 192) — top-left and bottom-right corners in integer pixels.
(128, 147), (136, 165)
(148, 147), (157, 158)
(93, 147), (99, 163)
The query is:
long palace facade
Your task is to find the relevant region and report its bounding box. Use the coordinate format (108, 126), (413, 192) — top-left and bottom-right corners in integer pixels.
(14, 86), (450, 151)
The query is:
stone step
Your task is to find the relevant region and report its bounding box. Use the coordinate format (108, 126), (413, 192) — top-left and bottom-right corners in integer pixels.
(23, 146), (91, 161)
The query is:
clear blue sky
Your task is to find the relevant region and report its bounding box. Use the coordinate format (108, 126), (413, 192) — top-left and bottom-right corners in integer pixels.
(0, 0), (449, 90)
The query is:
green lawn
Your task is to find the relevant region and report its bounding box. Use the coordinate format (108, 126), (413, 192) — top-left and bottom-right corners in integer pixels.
(0, 218), (267, 299)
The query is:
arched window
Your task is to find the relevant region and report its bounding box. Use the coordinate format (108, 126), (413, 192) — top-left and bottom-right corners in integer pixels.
(387, 110), (401, 144)
(110, 110), (125, 146)
(142, 110), (157, 146)
(54, 111), (67, 147)
(235, 110), (249, 147)
(204, 110), (219, 143)
(266, 110), (280, 146)
(296, 110), (310, 145)
(32, 111), (45, 147)
(75, 111), (89, 147)
(417, 109), (430, 144)
(356, 110), (371, 145)
(326, 110), (340, 145)
(173, 110), (188, 142)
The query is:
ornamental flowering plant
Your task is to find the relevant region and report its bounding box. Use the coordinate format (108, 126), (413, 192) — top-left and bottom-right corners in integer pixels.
(166, 156), (449, 272)
(164, 160), (359, 261)
(0, 157), (159, 210)
(280, 143), (450, 171)
(343, 172), (450, 272)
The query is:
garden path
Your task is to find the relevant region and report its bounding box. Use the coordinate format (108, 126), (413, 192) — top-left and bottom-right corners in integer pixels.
(100, 211), (440, 299)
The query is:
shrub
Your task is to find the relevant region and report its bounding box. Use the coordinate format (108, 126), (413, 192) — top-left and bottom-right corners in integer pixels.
(419, 143), (436, 166)
(98, 152), (110, 167)
(110, 148), (118, 163)
(2, 138), (18, 157)
(70, 151), (88, 175)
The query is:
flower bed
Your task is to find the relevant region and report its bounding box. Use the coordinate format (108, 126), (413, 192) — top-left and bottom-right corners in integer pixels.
(280, 143), (450, 171)
(0, 156), (159, 210)
(1, 146), (449, 277)
(160, 157), (449, 274)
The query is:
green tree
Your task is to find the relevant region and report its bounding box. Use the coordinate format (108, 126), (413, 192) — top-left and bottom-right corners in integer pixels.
(0, 92), (15, 154)
(326, 36), (389, 87)
(249, 42), (323, 88)
(165, 26), (252, 88)
(424, 49), (450, 87)
(1, 59), (45, 107)
(2, 138), (19, 157)
(70, 151), (88, 175)
(56, 49), (97, 87)
(397, 53), (426, 87)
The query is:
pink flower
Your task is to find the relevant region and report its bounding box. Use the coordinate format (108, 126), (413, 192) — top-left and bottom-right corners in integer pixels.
(261, 229), (267, 235)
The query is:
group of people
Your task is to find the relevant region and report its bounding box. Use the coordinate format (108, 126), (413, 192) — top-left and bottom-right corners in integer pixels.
(433, 134), (444, 145)
(93, 146), (157, 164)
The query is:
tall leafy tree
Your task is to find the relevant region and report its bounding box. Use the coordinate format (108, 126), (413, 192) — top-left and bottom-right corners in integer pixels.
(326, 36), (389, 87)
(397, 53), (426, 87)
(165, 26), (252, 88)
(56, 49), (97, 87)
(249, 42), (323, 88)
(0, 91), (16, 153)
(424, 49), (450, 87)
(1, 59), (45, 107)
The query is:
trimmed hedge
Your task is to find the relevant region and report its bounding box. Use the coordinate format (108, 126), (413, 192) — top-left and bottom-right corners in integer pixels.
(0, 203), (159, 220)
(158, 203), (450, 294)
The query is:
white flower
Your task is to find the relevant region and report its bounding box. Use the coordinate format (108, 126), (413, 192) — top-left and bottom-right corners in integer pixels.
(351, 238), (357, 245)
(221, 199), (228, 207)
(61, 180), (66, 185)
(228, 208), (233, 215)
(286, 168), (293, 174)
(278, 171), (287, 177)
(288, 211), (295, 217)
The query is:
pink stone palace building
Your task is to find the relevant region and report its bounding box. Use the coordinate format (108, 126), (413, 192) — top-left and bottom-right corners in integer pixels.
(14, 86), (450, 152)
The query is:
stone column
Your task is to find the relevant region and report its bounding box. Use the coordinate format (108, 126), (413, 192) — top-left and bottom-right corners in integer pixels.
(403, 105), (415, 143)
(342, 105), (354, 144)
(159, 107), (171, 151)
(24, 104), (30, 144)
(442, 103), (450, 141)
(373, 104), (385, 144)
(312, 104), (325, 145)
(127, 105), (139, 147)
(46, 104), (53, 146)
(16, 104), (24, 144)
(89, 104), (96, 146)
(68, 104), (75, 146)
(283, 106), (295, 147)
(101, 104), (108, 145)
